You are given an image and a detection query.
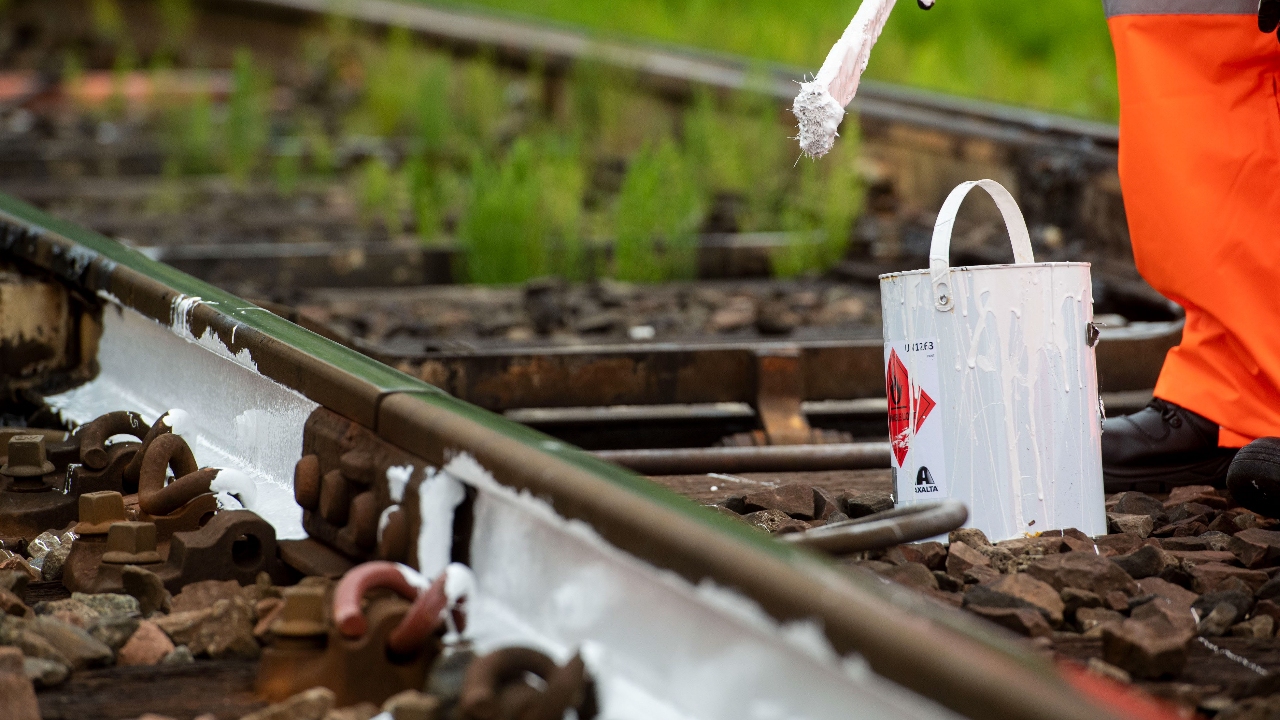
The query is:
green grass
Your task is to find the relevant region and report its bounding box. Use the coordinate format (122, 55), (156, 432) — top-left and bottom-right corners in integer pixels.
(422, 0), (1119, 120)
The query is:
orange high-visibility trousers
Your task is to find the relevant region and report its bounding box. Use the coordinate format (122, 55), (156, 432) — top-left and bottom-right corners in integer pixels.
(1106, 1), (1280, 446)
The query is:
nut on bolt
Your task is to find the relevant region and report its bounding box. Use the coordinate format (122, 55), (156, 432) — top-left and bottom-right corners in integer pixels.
(2, 435), (55, 485)
(76, 491), (128, 535)
(272, 585), (329, 638)
(101, 521), (162, 565)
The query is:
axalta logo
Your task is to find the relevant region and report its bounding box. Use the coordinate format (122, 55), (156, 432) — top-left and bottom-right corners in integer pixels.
(915, 466), (939, 493)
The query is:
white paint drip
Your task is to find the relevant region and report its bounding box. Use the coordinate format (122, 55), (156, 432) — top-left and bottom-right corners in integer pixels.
(439, 453), (962, 720)
(209, 467), (258, 510)
(161, 408), (192, 437)
(793, 0), (898, 158)
(377, 505), (398, 544)
(44, 301), (317, 539)
(385, 464), (413, 503)
(416, 467), (466, 579)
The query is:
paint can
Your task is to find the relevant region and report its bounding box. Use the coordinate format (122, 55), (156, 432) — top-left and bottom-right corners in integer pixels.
(878, 179), (1105, 542)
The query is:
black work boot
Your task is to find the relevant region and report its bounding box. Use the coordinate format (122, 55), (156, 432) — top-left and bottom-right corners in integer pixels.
(1101, 398), (1236, 492)
(1227, 438), (1280, 518)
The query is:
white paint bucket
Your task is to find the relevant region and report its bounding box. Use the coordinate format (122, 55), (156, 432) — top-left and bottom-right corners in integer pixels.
(878, 179), (1105, 542)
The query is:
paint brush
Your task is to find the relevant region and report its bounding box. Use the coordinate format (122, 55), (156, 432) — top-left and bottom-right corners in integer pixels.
(793, 0), (898, 159)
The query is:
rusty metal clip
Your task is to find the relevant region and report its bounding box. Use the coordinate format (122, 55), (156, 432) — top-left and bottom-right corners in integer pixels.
(459, 648), (596, 720)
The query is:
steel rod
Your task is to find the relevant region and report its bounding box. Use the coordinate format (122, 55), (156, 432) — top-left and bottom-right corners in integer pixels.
(592, 442), (891, 475)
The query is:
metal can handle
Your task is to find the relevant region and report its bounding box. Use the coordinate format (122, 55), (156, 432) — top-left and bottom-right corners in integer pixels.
(928, 179), (1035, 312)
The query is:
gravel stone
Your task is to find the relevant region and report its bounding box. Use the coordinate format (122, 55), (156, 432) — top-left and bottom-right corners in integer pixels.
(742, 509), (807, 534)
(1113, 544), (1174, 580)
(116, 620), (175, 666)
(1197, 603), (1237, 637)
(945, 541), (991, 579)
(967, 606), (1052, 638)
(170, 579), (244, 614)
(153, 598), (260, 659)
(1230, 615), (1275, 638)
(22, 656), (68, 688)
(1189, 563), (1269, 595)
(87, 615), (140, 651)
(949, 528), (992, 548)
(1113, 492), (1165, 519)
(26, 617), (112, 670)
(841, 491), (893, 518)
(1077, 607), (1124, 635)
(963, 573), (1064, 627)
(1107, 513), (1155, 538)
(1102, 618), (1191, 679)
(881, 563), (938, 591)
(240, 687), (336, 720)
(121, 565), (172, 617)
(1025, 551), (1140, 598)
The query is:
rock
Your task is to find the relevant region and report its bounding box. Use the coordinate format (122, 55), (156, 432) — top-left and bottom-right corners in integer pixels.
(997, 536), (1067, 557)
(1107, 513), (1155, 538)
(323, 703), (379, 720)
(1258, 575), (1280, 601)
(973, 545), (1016, 573)
(0, 571), (29, 597)
(1253, 599), (1280, 624)
(1131, 597), (1198, 635)
(812, 488), (838, 521)
(162, 645), (193, 664)
(170, 579), (244, 614)
(1113, 545), (1174, 580)
(153, 598), (259, 659)
(841, 491), (893, 518)
(1112, 492), (1165, 519)
(1102, 618), (1191, 679)
(1167, 550), (1237, 567)
(23, 656), (67, 688)
(381, 690), (440, 720)
(0, 646), (39, 720)
(253, 598), (285, 641)
(0, 556), (38, 583)
(1166, 485), (1229, 509)
(906, 542), (947, 571)
(1093, 533), (1146, 556)
(240, 686), (336, 720)
(1136, 577), (1199, 608)
(968, 605), (1052, 638)
(756, 300), (801, 335)
(707, 297), (756, 332)
(1197, 603), (1237, 637)
(1193, 590), (1254, 626)
(122, 565), (172, 617)
(1025, 551), (1140, 597)
(117, 620), (174, 666)
(32, 598), (98, 628)
(1153, 517), (1210, 538)
(949, 528), (991, 548)
(881, 563), (938, 591)
(1076, 607), (1124, 634)
(1159, 536), (1212, 552)
(0, 589), (31, 618)
(1200, 531), (1235, 552)
(1060, 588), (1103, 621)
(963, 565), (1002, 585)
(1085, 657), (1131, 684)
(26, 617), (112, 670)
(1231, 615), (1274, 638)
(946, 541), (991, 579)
(39, 544), (70, 582)
(88, 615), (139, 651)
(1229, 528), (1280, 568)
(933, 571), (962, 593)
(963, 573), (1065, 627)
(1190, 563), (1269, 594)
(73, 593), (140, 619)
(742, 509), (807, 534)
(1209, 509), (1265, 536)
(0, 616), (70, 665)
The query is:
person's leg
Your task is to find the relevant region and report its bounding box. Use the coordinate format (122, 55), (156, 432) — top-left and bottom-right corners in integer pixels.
(1103, 6), (1280, 490)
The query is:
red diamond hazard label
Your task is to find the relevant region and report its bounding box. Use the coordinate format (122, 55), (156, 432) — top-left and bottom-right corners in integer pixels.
(886, 348), (935, 467)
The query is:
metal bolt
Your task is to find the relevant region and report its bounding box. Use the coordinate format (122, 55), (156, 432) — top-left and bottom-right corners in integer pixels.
(76, 491), (128, 535)
(1, 435), (55, 491)
(101, 521), (161, 565)
(271, 585), (329, 638)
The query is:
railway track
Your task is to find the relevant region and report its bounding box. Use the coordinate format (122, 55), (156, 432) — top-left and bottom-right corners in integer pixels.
(3, 3), (1272, 719)
(0, 188), (1138, 719)
(4, 0), (1135, 293)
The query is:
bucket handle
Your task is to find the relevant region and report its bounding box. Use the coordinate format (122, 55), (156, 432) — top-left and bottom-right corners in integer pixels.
(929, 179), (1034, 312)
